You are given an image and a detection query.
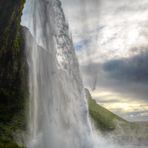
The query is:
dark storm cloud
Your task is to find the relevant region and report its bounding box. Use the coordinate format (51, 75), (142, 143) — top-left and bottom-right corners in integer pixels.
(103, 49), (148, 83)
(80, 47), (148, 103)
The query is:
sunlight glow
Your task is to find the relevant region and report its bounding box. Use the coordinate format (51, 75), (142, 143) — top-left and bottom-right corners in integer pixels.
(91, 90), (148, 120)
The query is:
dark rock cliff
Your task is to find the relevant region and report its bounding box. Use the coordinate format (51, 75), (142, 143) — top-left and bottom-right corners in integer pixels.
(0, 0), (27, 147)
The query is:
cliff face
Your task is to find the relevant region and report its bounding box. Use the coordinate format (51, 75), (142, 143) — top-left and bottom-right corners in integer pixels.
(0, 0), (27, 146)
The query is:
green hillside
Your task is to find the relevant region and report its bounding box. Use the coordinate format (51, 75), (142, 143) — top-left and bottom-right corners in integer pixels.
(85, 89), (127, 131)
(86, 88), (148, 145)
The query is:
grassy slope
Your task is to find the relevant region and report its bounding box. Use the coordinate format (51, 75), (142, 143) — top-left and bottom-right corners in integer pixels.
(86, 89), (127, 131)
(86, 88), (148, 144)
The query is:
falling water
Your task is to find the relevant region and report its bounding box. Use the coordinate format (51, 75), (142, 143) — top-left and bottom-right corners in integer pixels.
(24, 0), (97, 147)
(22, 0), (148, 147)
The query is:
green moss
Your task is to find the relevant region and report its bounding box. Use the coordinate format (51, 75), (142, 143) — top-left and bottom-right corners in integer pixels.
(0, 138), (25, 148)
(0, 0), (27, 147)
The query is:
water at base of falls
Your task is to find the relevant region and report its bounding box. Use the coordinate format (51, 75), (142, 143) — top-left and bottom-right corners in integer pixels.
(23, 0), (121, 148)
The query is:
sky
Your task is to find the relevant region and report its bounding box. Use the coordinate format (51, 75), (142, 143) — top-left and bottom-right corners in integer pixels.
(61, 0), (148, 121)
(22, 0), (148, 121)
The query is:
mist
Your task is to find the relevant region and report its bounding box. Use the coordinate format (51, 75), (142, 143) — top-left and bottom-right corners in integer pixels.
(21, 0), (148, 147)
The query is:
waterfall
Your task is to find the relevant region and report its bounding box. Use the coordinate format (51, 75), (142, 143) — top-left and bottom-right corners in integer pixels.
(24, 0), (96, 147)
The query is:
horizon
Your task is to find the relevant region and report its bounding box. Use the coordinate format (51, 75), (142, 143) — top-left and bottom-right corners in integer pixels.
(61, 0), (148, 122)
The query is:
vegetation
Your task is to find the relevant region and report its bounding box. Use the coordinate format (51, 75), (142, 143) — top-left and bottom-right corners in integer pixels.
(86, 89), (127, 131)
(0, 0), (28, 147)
(0, 138), (25, 148)
(86, 88), (148, 145)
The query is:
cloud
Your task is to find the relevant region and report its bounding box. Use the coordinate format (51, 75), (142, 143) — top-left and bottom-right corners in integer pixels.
(61, 0), (148, 62)
(103, 49), (148, 83)
(22, 0), (148, 121)
(80, 48), (148, 105)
